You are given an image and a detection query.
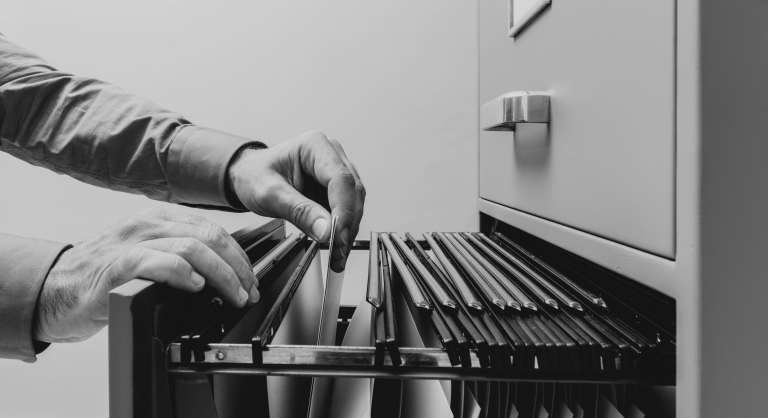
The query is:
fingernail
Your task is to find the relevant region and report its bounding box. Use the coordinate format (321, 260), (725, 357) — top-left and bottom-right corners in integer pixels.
(238, 287), (249, 305)
(249, 283), (260, 303)
(311, 218), (329, 241)
(191, 272), (205, 290)
(340, 228), (349, 246)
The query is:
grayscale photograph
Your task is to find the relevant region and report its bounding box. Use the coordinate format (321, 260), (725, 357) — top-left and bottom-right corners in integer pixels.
(1, 1), (766, 417)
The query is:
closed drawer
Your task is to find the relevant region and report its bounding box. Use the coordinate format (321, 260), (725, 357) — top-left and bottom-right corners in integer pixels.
(479, 0), (676, 257)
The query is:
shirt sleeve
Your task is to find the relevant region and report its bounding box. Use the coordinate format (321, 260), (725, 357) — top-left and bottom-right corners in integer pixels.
(0, 233), (70, 362)
(0, 34), (267, 361)
(0, 33), (265, 209)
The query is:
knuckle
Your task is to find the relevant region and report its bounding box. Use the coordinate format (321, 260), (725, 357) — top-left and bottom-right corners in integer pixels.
(340, 209), (356, 222)
(138, 207), (167, 219)
(337, 170), (356, 188)
(113, 247), (144, 278)
(302, 130), (326, 140)
(119, 213), (162, 239)
(138, 207), (159, 216)
(168, 255), (188, 274)
(116, 216), (141, 231)
(260, 181), (284, 200)
(188, 213), (210, 225)
(114, 224), (138, 242)
(176, 238), (201, 257)
(200, 226), (227, 248)
(350, 162), (363, 181)
(124, 247), (147, 265)
(290, 201), (315, 225)
(210, 222), (230, 237)
(240, 256), (254, 276)
(299, 130), (330, 149)
(239, 270), (255, 287)
(356, 181), (367, 200)
(229, 252), (251, 277)
(206, 260), (220, 279)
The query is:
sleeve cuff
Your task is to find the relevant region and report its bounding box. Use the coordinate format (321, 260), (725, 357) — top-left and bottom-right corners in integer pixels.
(166, 126), (266, 208)
(0, 234), (70, 362)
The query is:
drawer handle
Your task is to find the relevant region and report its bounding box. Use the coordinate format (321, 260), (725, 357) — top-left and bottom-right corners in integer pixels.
(481, 91), (550, 131)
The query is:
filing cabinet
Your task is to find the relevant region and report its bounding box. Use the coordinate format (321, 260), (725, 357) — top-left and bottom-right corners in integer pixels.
(105, 3), (768, 418)
(478, 1), (768, 416)
(479, 0), (675, 257)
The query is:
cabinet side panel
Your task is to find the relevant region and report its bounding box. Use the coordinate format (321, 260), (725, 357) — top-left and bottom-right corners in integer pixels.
(699, 1), (768, 416)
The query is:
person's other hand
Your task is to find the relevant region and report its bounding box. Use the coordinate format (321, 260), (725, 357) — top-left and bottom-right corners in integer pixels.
(228, 131), (366, 272)
(33, 208), (258, 343)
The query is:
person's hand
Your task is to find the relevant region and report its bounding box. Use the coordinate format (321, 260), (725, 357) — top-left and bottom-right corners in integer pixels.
(228, 131), (366, 272)
(33, 208), (259, 343)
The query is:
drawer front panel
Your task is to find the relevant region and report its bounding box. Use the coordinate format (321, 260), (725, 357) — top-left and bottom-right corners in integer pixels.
(479, 0), (675, 257)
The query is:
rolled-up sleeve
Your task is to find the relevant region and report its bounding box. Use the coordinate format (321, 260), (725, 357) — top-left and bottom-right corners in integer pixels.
(0, 33), (265, 209)
(0, 233), (69, 362)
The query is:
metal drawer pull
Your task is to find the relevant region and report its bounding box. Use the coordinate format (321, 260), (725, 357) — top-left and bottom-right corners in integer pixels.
(481, 91), (550, 131)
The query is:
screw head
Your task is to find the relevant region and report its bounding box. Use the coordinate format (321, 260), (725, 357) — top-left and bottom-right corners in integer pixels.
(216, 351), (225, 361)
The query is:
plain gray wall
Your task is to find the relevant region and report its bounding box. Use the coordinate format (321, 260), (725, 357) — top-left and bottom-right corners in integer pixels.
(0, 1), (478, 416)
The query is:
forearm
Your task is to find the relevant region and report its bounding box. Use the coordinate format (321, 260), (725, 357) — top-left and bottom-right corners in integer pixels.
(0, 33), (263, 208)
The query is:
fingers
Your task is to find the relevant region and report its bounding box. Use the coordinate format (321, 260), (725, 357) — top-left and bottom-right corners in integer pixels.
(255, 178), (333, 242)
(137, 238), (255, 307)
(225, 130), (365, 273)
(171, 221), (258, 291)
(138, 208), (252, 268)
(105, 210), (258, 308)
(297, 132), (366, 271)
(134, 208), (258, 300)
(326, 138), (366, 259)
(115, 247), (206, 293)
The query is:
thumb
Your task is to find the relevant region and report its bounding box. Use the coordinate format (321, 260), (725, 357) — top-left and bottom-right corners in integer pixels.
(264, 180), (332, 242)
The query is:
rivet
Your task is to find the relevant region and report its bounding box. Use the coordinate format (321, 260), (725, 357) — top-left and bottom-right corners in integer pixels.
(216, 351), (225, 360)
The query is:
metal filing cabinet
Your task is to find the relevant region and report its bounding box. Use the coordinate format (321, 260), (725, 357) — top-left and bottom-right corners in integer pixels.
(477, 1), (768, 416)
(479, 0), (675, 258)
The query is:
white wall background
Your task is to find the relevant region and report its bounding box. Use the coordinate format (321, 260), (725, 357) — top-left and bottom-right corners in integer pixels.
(0, 1), (478, 417)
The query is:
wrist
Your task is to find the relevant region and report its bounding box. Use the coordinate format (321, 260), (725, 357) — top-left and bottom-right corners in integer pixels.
(226, 145), (266, 208)
(33, 247), (74, 343)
